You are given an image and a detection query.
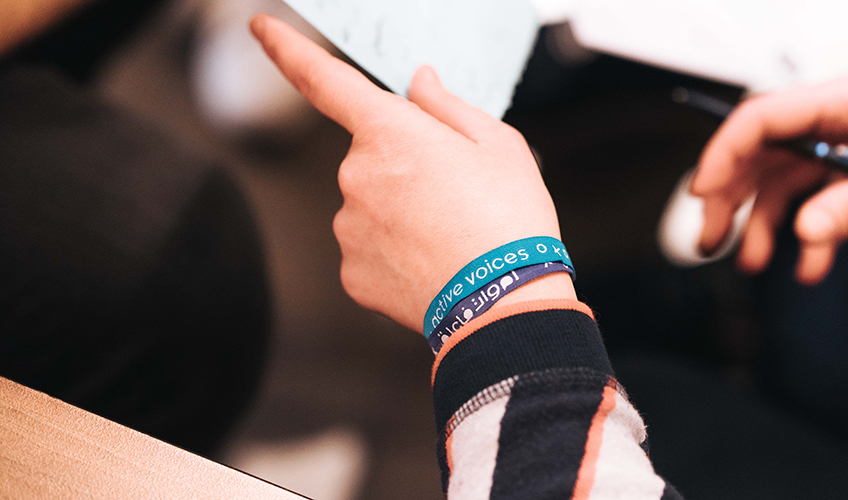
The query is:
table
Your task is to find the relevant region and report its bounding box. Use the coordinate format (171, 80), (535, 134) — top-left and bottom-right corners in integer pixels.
(0, 377), (309, 499)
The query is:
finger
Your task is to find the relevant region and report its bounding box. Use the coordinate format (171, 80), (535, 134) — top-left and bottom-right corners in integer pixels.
(407, 65), (499, 142)
(697, 148), (795, 254)
(699, 197), (738, 255)
(791, 178), (848, 284)
(795, 244), (837, 285)
(691, 80), (848, 204)
(736, 162), (825, 273)
(795, 177), (848, 245)
(738, 80), (848, 143)
(250, 14), (398, 133)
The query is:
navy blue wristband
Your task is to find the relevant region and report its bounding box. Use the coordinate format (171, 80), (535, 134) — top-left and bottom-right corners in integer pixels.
(423, 236), (574, 338)
(427, 261), (573, 354)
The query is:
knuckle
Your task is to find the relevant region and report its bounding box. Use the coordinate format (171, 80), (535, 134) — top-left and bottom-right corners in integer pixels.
(338, 265), (358, 300)
(498, 123), (528, 145)
(332, 209), (352, 244)
(334, 225), (363, 303)
(337, 157), (360, 195)
(338, 261), (366, 305)
(332, 210), (344, 237)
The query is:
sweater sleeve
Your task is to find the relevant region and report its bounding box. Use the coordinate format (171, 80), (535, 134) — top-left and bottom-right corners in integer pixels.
(431, 299), (683, 500)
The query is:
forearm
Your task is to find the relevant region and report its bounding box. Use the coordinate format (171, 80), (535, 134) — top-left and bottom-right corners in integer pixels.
(0, 0), (97, 56)
(432, 299), (683, 499)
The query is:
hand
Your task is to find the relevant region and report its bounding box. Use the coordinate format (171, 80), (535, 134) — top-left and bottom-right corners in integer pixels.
(691, 79), (848, 285)
(250, 14), (574, 332)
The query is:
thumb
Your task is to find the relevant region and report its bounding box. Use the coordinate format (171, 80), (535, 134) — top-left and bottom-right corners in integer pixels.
(407, 65), (497, 142)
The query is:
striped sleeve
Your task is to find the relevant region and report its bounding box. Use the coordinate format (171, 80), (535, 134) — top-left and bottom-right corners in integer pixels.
(431, 299), (683, 500)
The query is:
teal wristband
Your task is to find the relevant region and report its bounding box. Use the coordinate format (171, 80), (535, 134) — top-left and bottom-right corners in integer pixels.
(423, 236), (574, 338)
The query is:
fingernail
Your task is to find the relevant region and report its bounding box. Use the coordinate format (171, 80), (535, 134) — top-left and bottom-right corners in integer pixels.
(250, 14), (268, 39)
(417, 65), (439, 84)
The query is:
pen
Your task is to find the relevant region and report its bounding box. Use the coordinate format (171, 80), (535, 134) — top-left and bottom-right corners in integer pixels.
(672, 87), (848, 174)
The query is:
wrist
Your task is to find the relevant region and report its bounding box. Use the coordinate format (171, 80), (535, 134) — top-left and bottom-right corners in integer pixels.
(423, 236), (574, 340)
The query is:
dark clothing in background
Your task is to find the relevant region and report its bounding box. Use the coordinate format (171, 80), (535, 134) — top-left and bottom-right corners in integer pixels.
(4, 0), (170, 82)
(1, 0), (270, 457)
(753, 218), (848, 445)
(0, 67), (270, 457)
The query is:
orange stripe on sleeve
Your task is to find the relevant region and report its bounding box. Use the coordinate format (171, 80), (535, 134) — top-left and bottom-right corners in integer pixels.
(431, 298), (595, 385)
(445, 430), (454, 473)
(572, 383), (617, 500)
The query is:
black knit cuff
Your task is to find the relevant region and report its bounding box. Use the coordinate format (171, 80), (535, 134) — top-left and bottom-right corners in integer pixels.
(432, 308), (612, 433)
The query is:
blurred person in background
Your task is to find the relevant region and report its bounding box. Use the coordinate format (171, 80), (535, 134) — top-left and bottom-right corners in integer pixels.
(692, 78), (848, 450)
(1, 0), (168, 80)
(0, 0), (271, 457)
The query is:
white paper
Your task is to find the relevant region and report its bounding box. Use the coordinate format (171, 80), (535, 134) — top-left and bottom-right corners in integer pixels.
(568, 0), (848, 92)
(282, 0), (539, 118)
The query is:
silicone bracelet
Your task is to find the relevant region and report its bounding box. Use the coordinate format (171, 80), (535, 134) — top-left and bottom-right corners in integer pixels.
(423, 236), (573, 338)
(427, 262), (573, 354)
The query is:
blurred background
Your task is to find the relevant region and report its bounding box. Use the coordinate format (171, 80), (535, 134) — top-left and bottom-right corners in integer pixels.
(3, 0), (848, 499)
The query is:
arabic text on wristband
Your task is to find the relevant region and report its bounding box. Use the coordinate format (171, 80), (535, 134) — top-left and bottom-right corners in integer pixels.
(427, 261), (573, 354)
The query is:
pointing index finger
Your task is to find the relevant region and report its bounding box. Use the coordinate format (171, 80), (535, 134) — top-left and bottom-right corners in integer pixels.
(250, 14), (396, 134)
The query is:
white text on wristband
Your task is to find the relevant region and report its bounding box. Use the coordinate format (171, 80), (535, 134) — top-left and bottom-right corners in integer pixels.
(423, 236), (574, 338)
(427, 262), (572, 354)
